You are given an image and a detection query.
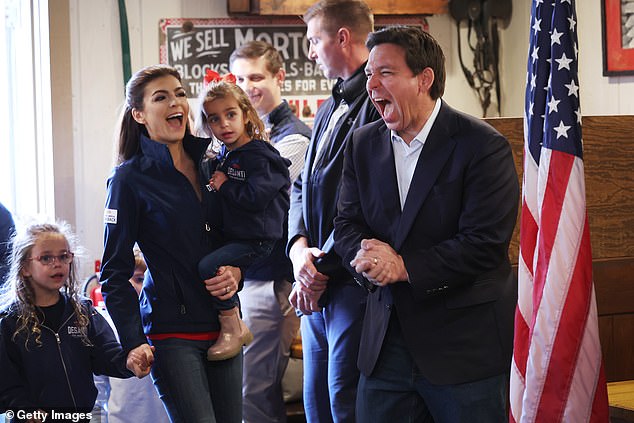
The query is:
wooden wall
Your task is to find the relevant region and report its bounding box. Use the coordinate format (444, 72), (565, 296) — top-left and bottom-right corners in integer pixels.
(486, 116), (634, 383)
(227, 0), (448, 15)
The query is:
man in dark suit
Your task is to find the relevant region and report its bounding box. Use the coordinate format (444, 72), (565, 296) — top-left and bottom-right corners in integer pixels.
(334, 26), (519, 422)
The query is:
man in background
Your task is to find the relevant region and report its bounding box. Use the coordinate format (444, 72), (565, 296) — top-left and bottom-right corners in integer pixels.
(230, 40), (311, 423)
(287, 1), (380, 421)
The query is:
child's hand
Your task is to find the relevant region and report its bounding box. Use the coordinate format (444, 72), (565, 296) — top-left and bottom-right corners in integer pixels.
(209, 170), (228, 190)
(126, 343), (155, 378)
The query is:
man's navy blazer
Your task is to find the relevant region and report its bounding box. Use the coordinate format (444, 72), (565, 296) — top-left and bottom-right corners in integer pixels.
(334, 101), (520, 385)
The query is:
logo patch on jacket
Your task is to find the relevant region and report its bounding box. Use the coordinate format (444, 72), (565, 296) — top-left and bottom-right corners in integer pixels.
(104, 208), (118, 224)
(227, 166), (246, 181)
(67, 326), (85, 337)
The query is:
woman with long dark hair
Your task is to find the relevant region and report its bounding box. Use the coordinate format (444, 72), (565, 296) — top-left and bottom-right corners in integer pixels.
(100, 65), (243, 423)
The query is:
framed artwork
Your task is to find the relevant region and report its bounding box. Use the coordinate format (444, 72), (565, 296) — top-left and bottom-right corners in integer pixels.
(602, 0), (634, 76)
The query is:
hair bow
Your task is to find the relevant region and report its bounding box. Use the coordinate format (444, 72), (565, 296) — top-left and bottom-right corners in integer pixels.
(204, 69), (236, 86)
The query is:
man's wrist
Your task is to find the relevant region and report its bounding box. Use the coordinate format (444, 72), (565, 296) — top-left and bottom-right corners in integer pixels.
(398, 255), (410, 282)
(289, 237), (308, 261)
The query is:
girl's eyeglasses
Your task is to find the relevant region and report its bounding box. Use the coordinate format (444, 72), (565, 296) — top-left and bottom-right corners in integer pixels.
(27, 252), (74, 266)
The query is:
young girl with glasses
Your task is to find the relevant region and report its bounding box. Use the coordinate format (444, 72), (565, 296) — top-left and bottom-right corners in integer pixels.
(0, 221), (146, 418)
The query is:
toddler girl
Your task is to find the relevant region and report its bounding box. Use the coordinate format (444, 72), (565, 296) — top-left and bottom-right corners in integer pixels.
(196, 72), (291, 360)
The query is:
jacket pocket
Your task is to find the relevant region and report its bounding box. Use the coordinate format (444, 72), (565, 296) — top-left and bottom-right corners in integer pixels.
(170, 269), (187, 315)
(444, 278), (501, 309)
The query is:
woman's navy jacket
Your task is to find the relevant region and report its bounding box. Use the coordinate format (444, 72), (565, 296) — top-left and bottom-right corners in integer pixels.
(100, 134), (222, 352)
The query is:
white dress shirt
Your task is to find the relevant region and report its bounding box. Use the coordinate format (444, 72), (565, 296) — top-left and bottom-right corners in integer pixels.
(311, 100), (349, 173)
(391, 99), (441, 210)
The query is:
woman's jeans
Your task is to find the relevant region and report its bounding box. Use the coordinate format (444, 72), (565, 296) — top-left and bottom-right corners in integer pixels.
(150, 337), (243, 423)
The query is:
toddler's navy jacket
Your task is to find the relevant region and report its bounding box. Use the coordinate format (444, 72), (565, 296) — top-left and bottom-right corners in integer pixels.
(202, 139), (291, 242)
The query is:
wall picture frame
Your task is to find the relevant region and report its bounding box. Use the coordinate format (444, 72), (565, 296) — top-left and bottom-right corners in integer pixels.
(602, 0), (634, 76)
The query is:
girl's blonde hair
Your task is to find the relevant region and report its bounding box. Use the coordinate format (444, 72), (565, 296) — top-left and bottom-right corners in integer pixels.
(0, 220), (90, 349)
(194, 81), (268, 143)
(133, 247), (147, 272)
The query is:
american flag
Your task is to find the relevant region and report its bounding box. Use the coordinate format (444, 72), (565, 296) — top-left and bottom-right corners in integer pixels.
(509, 1), (609, 422)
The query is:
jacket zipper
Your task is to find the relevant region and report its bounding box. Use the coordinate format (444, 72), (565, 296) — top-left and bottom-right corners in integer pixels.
(41, 313), (78, 411)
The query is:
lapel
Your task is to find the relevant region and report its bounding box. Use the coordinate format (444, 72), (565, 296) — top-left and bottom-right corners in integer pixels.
(373, 124), (402, 244)
(304, 99), (336, 176)
(301, 99), (336, 224)
(320, 66), (370, 166)
(393, 102), (457, 251)
(323, 95), (364, 161)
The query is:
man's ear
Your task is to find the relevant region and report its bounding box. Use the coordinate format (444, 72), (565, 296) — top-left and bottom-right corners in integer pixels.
(131, 108), (146, 125)
(337, 27), (351, 48)
(418, 68), (435, 94)
(275, 68), (286, 86)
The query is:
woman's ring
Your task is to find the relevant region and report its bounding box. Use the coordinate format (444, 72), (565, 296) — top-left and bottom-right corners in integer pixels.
(373, 257), (378, 265)
(225, 286), (230, 294)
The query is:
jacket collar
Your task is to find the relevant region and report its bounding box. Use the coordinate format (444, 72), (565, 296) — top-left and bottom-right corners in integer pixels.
(332, 63), (368, 105)
(139, 132), (207, 167)
(267, 100), (293, 127)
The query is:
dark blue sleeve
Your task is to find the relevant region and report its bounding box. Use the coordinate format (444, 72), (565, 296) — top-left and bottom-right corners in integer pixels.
(0, 203), (15, 286)
(99, 171), (147, 352)
(0, 318), (34, 411)
(87, 305), (132, 379)
(219, 153), (289, 212)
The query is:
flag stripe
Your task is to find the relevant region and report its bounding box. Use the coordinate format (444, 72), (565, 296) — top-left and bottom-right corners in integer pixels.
(536, 157), (590, 421)
(519, 200), (537, 278)
(563, 286), (604, 423)
(531, 151), (572, 329)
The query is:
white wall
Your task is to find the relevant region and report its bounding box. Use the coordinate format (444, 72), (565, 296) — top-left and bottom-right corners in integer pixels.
(64, 0), (229, 276)
(58, 0), (634, 277)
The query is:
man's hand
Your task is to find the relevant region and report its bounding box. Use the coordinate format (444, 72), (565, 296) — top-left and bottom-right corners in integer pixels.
(289, 237), (329, 292)
(350, 238), (408, 286)
(289, 281), (326, 315)
(126, 343), (155, 378)
(288, 237), (328, 314)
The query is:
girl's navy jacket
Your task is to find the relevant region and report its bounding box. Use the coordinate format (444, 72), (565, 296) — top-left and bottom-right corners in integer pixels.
(0, 294), (130, 413)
